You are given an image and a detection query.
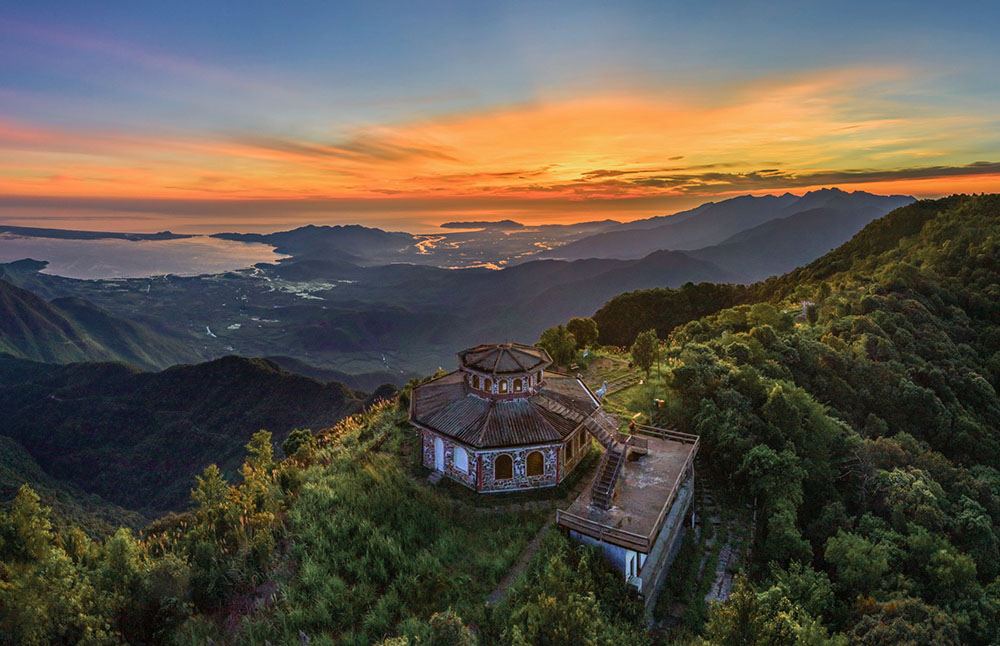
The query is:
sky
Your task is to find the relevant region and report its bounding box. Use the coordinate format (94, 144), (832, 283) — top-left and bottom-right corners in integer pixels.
(1, 0), (999, 233)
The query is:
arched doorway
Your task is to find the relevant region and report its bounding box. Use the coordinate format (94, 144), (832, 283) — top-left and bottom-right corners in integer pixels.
(434, 437), (444, 472)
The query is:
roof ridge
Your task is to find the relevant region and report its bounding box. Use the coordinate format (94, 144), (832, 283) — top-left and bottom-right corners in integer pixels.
(508, 347), (529, 371)
(479, 400), (497, 446)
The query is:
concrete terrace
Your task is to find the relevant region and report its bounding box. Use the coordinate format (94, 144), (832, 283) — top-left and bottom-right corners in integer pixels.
(558, 429), (698, 553)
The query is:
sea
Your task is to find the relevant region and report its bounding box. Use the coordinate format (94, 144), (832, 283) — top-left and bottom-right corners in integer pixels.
(0, 234), (288, 280)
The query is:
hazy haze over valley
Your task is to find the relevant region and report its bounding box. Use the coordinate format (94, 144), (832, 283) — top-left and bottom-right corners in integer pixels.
(1, 188), (913, 377)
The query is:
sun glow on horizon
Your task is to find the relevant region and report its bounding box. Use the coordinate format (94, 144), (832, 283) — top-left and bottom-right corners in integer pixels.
(1, 3), (999, 232)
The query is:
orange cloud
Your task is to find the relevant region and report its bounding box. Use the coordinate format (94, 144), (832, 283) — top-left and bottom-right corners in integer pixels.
(1, 67), (998, 227)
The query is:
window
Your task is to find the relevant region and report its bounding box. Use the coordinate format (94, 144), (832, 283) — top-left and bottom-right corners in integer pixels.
(537, 371), (542, 384)
(485, 378), (492, 392)
(494, 454), (513, 480)
(472, 374), (480, 389)
(454, 446), (469, 473)
(527, 451), (544, 477)
(566, 438), (575, 460)
(513, 378), (523, 393)
(499, 379), (508, 393)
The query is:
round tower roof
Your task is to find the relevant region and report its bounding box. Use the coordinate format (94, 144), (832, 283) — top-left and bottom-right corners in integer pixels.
(457, 342), (551, 376)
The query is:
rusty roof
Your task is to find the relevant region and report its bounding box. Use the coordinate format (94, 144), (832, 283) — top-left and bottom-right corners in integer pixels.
(410, 370), (599, 449)
(457, 342), (551, 375)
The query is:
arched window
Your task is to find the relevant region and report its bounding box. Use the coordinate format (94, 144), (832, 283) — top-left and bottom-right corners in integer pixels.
(513, 378), (523, 393)
(485, 378), (492, 393)
(494, 454), (513, 480)
(499, 379), (508, 393)
(527, 451), (544, 477)
(454, 446), (469, 473)
(472, 374), (480, 390)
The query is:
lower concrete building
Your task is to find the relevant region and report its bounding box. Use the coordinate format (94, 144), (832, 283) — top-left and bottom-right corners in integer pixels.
(557, 427), (699, 613)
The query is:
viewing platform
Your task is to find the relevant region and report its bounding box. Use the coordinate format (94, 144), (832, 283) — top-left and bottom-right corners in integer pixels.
(557, 424), (699, 611)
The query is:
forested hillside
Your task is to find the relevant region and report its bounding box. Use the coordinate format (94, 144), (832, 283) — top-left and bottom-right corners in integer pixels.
(0, 277), (204, 370)
(0, 355), (370, 515)
(612, 194), (1000, 644)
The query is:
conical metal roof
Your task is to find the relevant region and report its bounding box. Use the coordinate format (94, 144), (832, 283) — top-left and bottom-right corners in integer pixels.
(457, 342), (551, 375)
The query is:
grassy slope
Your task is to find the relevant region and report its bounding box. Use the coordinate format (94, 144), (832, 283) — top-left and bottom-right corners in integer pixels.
(177, 403), (550, 645)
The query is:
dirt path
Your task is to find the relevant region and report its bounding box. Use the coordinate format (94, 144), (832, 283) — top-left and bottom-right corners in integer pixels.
(488, 518), (555, 605)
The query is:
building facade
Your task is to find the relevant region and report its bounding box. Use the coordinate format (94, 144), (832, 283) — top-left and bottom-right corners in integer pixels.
(409, 342), (600, 492)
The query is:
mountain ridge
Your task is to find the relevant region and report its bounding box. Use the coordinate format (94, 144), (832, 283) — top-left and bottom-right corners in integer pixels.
(543, 188), (914, 261)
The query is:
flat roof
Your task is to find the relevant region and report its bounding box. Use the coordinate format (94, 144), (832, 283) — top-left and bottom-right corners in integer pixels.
(559, 433), (698, 553)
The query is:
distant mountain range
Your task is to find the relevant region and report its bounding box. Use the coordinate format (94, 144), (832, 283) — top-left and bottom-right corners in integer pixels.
(213, 224), (415, 264)
(0, 188), (917, 376)
(0, 224), (191, 241)
(542, 188), (914, 261)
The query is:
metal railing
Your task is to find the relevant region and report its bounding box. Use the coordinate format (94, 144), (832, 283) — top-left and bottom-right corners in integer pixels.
(555, 509), (650, 552)
(633, 424), (699, 444)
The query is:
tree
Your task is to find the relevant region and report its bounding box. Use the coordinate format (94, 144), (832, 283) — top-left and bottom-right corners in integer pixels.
(702, 576), (846, 646)
(701, 576), (796, 646)
(631, 329), (659, 378)
(4, 485), (53, 562)
(539, 325), (577, 367)
(282, 428), (317, 459)
(566, 317), (599, 350)
(427, 609), (475, 646)
(767, 561), (836, 621)
(850, 598), (960, 646)
(0, 486), (113, 645)
(824, 530), (890, 595)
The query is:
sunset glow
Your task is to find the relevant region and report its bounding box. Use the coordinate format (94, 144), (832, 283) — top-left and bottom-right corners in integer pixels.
(1, 2), (998, 232)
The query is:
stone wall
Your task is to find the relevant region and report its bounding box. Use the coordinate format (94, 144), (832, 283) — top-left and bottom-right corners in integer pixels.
(560, 429), (592, 482)
(479, 444), (559, 491)
(420, 430), (477, 489)
(421, 429), (571, 492)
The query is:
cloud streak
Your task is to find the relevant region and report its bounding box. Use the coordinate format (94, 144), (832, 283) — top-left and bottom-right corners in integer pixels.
(0, 66), (998, 228)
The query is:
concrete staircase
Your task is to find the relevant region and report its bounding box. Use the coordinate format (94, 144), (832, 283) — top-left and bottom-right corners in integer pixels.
(536, 394), (629, 510)
(582, 411), (629, 510)
(590, 445), (625, 509)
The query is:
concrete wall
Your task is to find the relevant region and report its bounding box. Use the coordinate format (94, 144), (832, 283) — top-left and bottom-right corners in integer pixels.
(569, 530), (649, 585)
(636, 469), (695, 611)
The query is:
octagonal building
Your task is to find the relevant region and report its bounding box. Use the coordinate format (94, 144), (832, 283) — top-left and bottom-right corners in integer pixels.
(409, 342), (604, 492)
